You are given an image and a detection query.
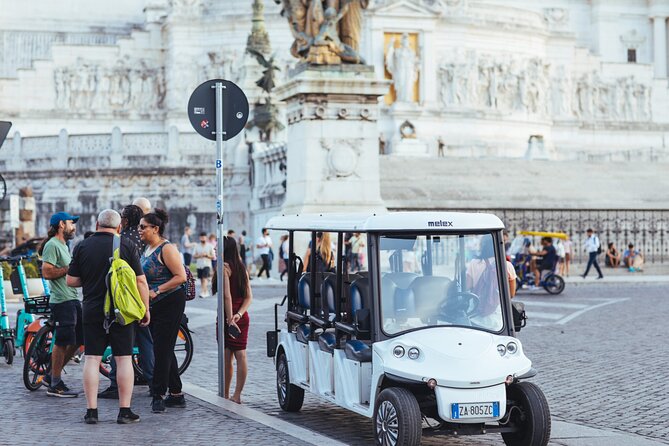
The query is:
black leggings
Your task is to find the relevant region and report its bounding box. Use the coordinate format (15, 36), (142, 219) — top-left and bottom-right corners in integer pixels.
(150, 289), (186, 396)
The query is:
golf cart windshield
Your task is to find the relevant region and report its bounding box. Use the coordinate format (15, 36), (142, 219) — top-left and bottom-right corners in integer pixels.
(379, 233), (505, 335)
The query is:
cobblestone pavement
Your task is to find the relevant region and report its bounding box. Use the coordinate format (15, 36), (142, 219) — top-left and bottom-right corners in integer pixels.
(0, 324), (312, 445)
(180, 281), (669, 445)
(3, 282), (667, 445)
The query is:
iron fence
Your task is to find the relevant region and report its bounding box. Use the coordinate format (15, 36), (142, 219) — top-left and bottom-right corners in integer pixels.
(394, 208), (669, 264)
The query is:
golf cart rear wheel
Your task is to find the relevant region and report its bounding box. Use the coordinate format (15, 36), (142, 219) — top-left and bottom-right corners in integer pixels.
(502, 381), (551, 446)
(276, 352), (304, 412)
(543, 275), (565, 295)
(3, 338), (14, 365)
(374, 387), (422, 446)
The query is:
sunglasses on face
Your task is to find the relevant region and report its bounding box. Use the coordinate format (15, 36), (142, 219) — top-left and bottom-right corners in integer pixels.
(139, 224), (156, 230)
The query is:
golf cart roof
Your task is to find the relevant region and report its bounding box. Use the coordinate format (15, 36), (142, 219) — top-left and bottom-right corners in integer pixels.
(265, 212), (504, 232)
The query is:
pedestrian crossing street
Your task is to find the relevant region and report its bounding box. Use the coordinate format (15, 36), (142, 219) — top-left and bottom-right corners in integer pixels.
(514, 295), (629, 326)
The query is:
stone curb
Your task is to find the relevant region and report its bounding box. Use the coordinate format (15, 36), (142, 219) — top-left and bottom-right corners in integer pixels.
(182, 382), (348, 446)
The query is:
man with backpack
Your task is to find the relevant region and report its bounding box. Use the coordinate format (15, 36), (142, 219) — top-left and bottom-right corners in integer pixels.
(66, 209), (149, 424)
(99, 204), (155, 400)
(581, 228), (604, 279)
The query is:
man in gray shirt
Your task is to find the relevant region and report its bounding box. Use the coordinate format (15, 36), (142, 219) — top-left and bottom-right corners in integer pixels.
(181, 226), (194, 266)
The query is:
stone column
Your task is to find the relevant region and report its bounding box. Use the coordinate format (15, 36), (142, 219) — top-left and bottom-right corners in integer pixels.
(275, 65), (390, 214)
(653, 16), (667, 78)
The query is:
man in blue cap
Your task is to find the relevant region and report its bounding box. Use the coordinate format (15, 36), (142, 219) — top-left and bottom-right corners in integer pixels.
(39, 211), (81, 397)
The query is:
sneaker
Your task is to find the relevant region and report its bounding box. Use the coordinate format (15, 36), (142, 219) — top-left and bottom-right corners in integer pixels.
(47, 381), (78, 398)
(597, 276), (604, 280)
(84, 409), (98, 425)
(164, 394), (187, 408)
(117, 409), (140, 424)
(151, 396), (166, 413)
(98, 386), (119, 399)
(629, 267), (634, 272)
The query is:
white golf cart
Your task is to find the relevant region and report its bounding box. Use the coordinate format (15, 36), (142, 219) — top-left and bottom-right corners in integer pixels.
(265, 212), (550, 446)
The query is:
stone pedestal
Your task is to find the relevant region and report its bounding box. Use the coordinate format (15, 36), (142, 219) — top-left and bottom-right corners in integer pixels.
(275, 65), (390, 214)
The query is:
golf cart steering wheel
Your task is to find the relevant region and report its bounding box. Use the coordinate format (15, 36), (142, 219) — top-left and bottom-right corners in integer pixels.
(439, 291), (480, 317)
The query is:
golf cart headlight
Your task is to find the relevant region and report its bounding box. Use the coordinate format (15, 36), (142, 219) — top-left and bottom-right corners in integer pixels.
(497, 344), (507, 356)
(407, 347), (420, 360)
(506, 341), (518, 354)
(393, 346), (405, 358)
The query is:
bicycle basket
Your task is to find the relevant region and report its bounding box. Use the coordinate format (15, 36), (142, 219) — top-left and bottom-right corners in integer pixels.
(24, 295), (51, 315)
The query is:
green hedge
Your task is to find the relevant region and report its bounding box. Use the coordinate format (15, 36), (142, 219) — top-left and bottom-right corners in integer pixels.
(1, 258), (41, 280)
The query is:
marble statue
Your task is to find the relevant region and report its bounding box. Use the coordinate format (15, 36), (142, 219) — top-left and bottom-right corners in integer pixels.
(386, 33), (418, 103)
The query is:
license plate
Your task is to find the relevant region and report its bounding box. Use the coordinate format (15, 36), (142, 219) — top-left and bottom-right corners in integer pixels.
(451, 402), (499, 419)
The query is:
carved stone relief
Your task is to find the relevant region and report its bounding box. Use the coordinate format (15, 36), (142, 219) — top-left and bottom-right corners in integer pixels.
(54, 58), (166, 114)
(437, 51), (652, 122)
(320, 138), (361, 179)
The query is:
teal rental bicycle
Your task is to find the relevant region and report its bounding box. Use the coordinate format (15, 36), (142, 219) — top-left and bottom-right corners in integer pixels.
(0, 255), (50, 364)
(0, 258), (17, 364)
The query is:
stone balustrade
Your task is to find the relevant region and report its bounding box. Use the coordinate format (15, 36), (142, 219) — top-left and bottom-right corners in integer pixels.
(0, 127), (218, 172)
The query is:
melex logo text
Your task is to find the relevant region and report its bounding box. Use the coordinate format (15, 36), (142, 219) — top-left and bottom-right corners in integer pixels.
(427, 220), (454, 227)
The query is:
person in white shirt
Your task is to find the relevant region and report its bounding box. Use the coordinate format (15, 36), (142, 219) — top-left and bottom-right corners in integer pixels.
(193, 232), (215, 297)
(256, 228), (273, 279)
(581, 228), (603, 279)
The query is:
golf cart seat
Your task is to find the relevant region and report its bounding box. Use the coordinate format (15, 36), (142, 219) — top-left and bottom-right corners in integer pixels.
(296, 323), (311, 344)
(343, 278), (372, 362)
(383, 272), (419, 289)
(318, 332), (337, 353)
(345, 340), (372, 362)
(411, 276), (452, 320)
(294, 274), (313, 344)
(317, 276), (338, 353)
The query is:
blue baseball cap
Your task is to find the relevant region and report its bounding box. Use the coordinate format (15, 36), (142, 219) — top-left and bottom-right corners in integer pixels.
(50, 212), (80, 226)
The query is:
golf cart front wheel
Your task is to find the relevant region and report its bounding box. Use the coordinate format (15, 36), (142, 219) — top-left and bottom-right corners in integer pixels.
(543, 275), (565, 295)
(501, 381), (551, 446)
(3, 338), (14, 365)
(276, 352), (304, 412)
(374, 387), (422, 446)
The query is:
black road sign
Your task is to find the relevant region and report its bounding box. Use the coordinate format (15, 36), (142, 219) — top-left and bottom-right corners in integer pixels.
(187, 79), (249, 141)
(0, 121), (12, 149)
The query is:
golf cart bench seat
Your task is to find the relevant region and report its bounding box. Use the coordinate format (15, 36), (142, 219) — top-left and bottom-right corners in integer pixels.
(296, 323), (311, 344)
(318, 331), (337, 353)
(345, 340), (372, 362)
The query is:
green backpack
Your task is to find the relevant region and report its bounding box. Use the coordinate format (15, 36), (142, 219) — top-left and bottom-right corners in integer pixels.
(104, 235), (145, 328)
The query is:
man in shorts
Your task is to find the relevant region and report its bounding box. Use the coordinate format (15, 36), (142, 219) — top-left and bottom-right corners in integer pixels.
(193, 231), (215, 298)
(41, 212), (82, 398)
(67, 209), (149, 424)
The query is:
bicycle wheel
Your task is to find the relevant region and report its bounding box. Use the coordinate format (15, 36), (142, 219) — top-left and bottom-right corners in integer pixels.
(175, 323), (193, 375)
(23, 325), (52, 391)
(99, 353), (143, 381)
(3, 338), (14, 365)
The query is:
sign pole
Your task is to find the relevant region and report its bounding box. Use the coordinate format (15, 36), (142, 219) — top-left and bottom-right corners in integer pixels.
(186, 79), (247, 398)
(215, 81), (226, 398)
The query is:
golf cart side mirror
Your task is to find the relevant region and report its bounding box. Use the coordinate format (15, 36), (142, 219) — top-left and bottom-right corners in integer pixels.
(355, 308), (370, 335)
(512, 301), (527, 332)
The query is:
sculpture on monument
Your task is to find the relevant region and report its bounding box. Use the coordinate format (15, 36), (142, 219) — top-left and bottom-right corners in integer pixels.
(275, 0), (368, 64)
(385, 33), (418, 103)
(246, 49), (285, 142)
